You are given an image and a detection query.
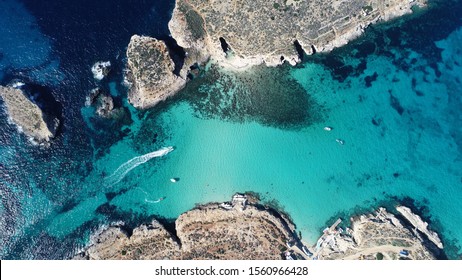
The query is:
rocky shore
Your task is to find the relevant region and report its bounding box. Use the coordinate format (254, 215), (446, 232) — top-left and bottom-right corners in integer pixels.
(125, 0), (427, 109)
(0, 85), (59, 144)
(313, 207), (441, 260)
(75, 194), (442, 260)
(169, 0), (427, 69)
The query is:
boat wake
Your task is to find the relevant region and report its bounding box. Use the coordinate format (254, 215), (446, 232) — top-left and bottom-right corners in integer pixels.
(105, 146), (174, 187)
(144, 197), (165, 204)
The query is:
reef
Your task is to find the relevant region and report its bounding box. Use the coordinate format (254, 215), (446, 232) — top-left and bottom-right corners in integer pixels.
(75, 195), (441, 260)
(125, 35), (186, 109)
(0, 85), (59, 144)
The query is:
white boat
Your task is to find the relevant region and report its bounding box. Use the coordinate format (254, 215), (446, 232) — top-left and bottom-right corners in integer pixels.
(323, 126), (332, 131)
(335, 139), (344, 145)
(170, 178), (178, 183)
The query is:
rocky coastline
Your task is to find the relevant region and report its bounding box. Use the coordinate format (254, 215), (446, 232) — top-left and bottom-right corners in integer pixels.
(0, 85), (59, 144)
(125, 0), (427, 109)
(75, 194), (443, 260)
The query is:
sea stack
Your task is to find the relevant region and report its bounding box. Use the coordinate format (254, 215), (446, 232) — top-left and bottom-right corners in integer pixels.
(126, 35), (186, 109)
(0, 85), (59, 143)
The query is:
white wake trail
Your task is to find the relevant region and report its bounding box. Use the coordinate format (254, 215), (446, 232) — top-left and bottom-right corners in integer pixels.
(105, 146), (173, 187)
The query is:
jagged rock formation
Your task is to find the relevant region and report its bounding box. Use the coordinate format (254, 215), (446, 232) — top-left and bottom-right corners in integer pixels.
(125, 35), (186, 109)
(85, 88), (123, 119)
(313, 208), (437, 260)
(0, 85), (59, 143)
(396, 206), (444, 249)
(91, 61), (111, 80)
(169, 0), (427, 69)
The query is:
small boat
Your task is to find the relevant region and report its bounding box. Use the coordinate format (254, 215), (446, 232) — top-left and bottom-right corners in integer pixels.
(170, 178), (179, 183)
(324, 126), (333, 131)
(335, 139), (345, 145)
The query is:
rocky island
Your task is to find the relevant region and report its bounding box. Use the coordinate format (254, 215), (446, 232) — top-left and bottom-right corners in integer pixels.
(125, 0), (426, 109)
(125, 35), (187, 109)
(0, 85), (59, 144)
(75, 194), (443, 260)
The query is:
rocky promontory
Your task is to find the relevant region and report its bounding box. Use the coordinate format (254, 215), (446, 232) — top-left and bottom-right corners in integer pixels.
(0, 85), (59, 144)
(125, 35), (186, 109)
(75, 195), (442, 260)
(75, 194), (295, 260)
(169, 0), (427, 69)
(313, 207), (440, 260)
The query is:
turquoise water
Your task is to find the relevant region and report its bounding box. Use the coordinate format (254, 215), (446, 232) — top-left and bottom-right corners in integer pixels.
(1, 0), (462, 259)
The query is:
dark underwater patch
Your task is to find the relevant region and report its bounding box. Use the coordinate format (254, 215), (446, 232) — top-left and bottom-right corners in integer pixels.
(364, 72), (378, 87)
(181, 64), (323, 130)
(389, 92), (405, 115)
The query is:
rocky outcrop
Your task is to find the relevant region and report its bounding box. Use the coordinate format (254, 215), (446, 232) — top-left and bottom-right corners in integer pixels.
(169, 0), (427, 69)
(75, 194), (295, 260)
(0, 85), (59, 143)
(91, 61), (111, 80)
(396, 206), (444, 249)
(75, 221), (181, 260)
(176, 197), (294, 259)
(125, 35), (186, 109)
(313, 208), (437, 260)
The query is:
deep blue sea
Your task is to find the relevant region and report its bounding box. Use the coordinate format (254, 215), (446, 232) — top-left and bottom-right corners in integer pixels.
(1, 0), (462, 259)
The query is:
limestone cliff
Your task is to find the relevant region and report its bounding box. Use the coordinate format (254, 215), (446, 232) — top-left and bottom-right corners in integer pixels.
(126, 35), (186, 109)
(0, 85), (59, 143)
(169, 0), (427, 69)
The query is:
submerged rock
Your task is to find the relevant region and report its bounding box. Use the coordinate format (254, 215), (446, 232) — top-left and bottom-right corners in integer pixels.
(0, 85), (59, 144)
(126, 35), (186, 109)
(91, 61), (111, 80)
